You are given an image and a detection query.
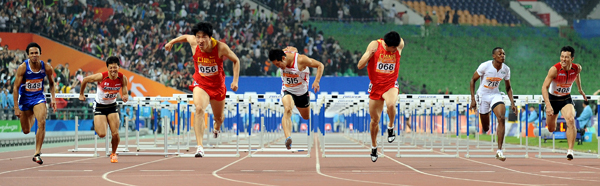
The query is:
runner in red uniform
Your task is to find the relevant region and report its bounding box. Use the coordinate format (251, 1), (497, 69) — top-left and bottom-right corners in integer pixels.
(357, 31), (404, 162)
(541, 46), (587, 161)
(79, 56), (129, 163)
(165, 22), (240, 157)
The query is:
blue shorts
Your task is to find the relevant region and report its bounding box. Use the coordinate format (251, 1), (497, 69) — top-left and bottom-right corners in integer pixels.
(18, 95), (46, 111)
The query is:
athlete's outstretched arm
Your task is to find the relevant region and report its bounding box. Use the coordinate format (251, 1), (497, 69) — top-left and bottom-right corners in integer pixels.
(45, 63), (57, 111)
(79, 73), (103, 101)
(283, 46), (298, 53)
(165, 35), (195, 51)
(220, 43), (240, 91)
(541, 67), (558, 116)
(504, 79), (517, 114)
(301, 55), (324, 92)
(574, 64), (587, 101)
(12, 64), (26, 117)
(358, 41), (378, 69)
(469, 71), (480, 111)
(121, 75), (129, 103)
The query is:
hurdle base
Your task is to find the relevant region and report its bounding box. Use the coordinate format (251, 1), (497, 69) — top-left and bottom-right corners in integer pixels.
(384, 149), (433, 152)
(466, 154), (528, 158)
(250, 154), (310, 158)
(117, 152), (180, 156)
(442, 149), (492, 152)
(396, 154), (457, 158)
(535, 155), (600, 159)
(69, 148), (129, 152)
(41, 154), (97, 157)
(177, 154), (240, 158)
(323, 154), (375, 158)
(324, 149), (369, 152)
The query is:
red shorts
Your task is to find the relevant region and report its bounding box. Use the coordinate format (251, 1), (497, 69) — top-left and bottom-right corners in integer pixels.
(189, 80), (227, 101)
(368, 81), (399, 100)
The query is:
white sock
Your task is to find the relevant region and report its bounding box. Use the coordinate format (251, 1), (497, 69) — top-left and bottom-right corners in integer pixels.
(388, 126), (394, 130)
(497, 149), (502, 153)
(372, 146), (377, 149)
(567, 149), (573, 154)
(197, 145), (203, 150)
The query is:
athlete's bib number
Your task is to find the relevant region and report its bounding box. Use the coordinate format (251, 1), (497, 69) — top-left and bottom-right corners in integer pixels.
(376, 62), (395, 74)
(484, 77), (502, 89)
(285, 78), (299, 85)
(104, 94), (118, 99)
(25, 79), (43, 92)
(553, 84), (571, 95)
(198, 64), (218, 76)
(368, 83), (373, 92)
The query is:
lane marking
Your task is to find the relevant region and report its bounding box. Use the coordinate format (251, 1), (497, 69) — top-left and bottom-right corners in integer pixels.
(139, 170), (194, 172)
(0, 158), (97, 175)
(441, 171), (495, 173)
(102, 157), (173, 186)
(212, 152), (275, 186)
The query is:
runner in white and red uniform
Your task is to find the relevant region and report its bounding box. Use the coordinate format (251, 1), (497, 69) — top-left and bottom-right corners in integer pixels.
(357, 31), (404, 162)
(165, 22), (240, 158)
(469, 47), (516, 162)
(541, 46), (587, 161)
(269, 47), (323, 150)
(79, 56), (129, 163)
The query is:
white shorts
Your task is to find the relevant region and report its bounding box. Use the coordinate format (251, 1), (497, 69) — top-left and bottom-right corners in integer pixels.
(476, 93), (504, 114)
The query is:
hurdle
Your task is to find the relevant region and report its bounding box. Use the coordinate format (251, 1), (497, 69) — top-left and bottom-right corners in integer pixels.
(173, 93), (242, 158)
(246, 92), (312, 158)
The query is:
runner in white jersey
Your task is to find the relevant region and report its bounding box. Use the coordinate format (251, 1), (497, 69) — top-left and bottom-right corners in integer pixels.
(269, 47), (324, 150)
(79, 56), (129, 163)
(469, 47), (516, 162)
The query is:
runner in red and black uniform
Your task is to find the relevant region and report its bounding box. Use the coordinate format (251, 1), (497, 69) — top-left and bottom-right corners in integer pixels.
(541, 46), (587, 161)
(357, 31), (404, 162)
(165, 22), (240, 158)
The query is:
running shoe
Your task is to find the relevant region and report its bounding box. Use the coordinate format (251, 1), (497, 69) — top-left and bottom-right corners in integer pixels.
(495, 151), (506, 162)
(213, 130), (220, 138)
(285, 137), (292, 150)
(370, 148), (378, 162)
(195, 146), (204, 158)
(110, 153), (118, 163)
(32, 153), (43, 165)
(567, 150), (574, 161)
(387, 128), (396, 143)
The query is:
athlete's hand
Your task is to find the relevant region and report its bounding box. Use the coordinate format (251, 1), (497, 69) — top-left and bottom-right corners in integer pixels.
(230, 81), (238, 92)
(122, 95), (129, 103)
(165, 42), (173, 51)
(510, 105), (517, 114)
(14, 107), (21, 118)
(79, 94), (86, 101)
(580, 91), (588, 102)
(50, 102), (57, 112)
(470, 99), (477, 111)
(546, 105), (554, 116)
(312, 82), (320, 92)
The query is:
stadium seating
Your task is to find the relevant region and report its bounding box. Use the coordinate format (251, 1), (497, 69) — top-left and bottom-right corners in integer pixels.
(404, 0), (521, 26)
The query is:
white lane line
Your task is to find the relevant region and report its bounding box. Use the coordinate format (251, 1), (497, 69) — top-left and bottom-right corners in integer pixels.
(0, 156), (31, 161)
(240, 170), (255, 172)
(102, 157), (173, 186)
(39, 170), (93, 172)
(457, 157), (600, 183)
(534, 158), (600, 171)
(262, 170), (294, 172)
(139, 170), (194, 172)
(212, 152), (275, 186)
(540, 171), (596, 174)
(315, 136), (409, 186)
(0, 158), (97, 175)
(441, 171), (495, 173)
(342, 136), (531, 186)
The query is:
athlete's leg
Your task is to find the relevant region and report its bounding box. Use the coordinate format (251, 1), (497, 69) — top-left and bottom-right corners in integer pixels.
(209, 99), (225, 132)
(94, 115), (108, 137)
(381, 88), (399, 129)
(107, 113), (120, 155)
(561, 104), (576, 151)
(480, 113), (490, 133)
(491, 103), (507, 150)
(20, 110), (34, 134)
(282, 95), (295, 138)
(32, 103), (47, 155)
(298, 107), (310, 120)
(369, 99), (384, 147)
(193, 87), (210, 147)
